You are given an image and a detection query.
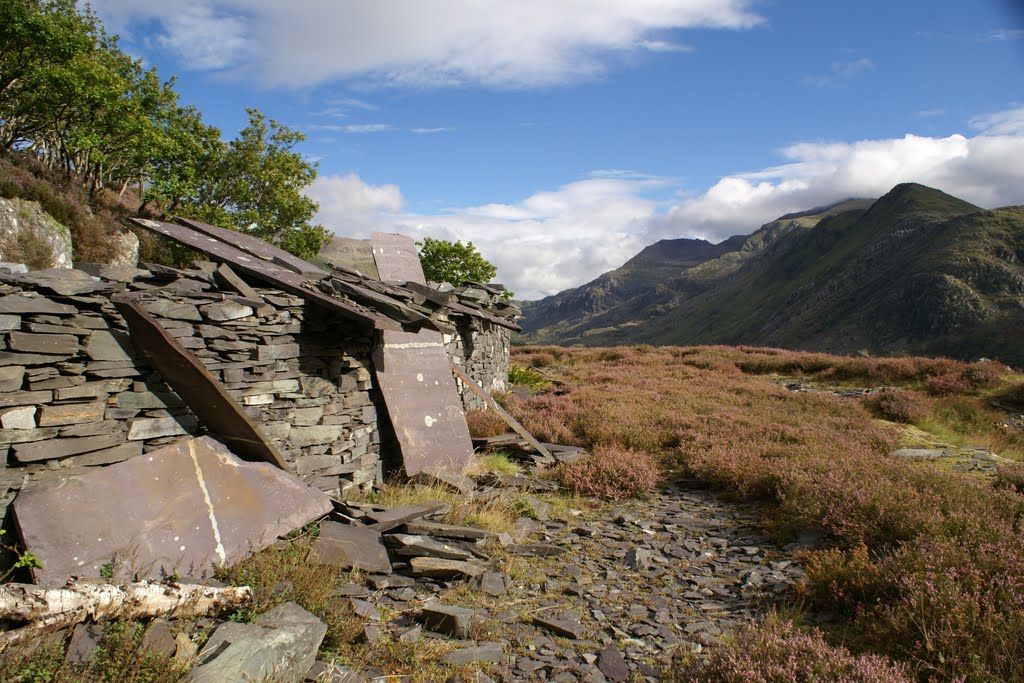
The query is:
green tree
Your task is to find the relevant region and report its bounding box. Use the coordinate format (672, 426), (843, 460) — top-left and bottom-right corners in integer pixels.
(417, 237), (497, 286)
(176, 108), (328, 260)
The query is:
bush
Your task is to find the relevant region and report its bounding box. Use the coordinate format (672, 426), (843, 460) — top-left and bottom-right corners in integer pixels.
(862, 389), (930, 424)
(464, 408), (508, 438)
(507, 364), (550, 393)
(668, 617), (912, 683)
(553, 446), (660, 500)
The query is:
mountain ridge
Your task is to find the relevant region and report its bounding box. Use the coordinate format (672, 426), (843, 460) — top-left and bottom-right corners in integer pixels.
(519, 184), (1024, 365)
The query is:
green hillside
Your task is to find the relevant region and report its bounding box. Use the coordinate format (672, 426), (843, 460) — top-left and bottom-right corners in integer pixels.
(520, 184), (1024, 365)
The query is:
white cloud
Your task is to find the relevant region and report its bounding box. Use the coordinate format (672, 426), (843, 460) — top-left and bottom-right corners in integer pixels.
(308, 174), (404, 233)
(309, 105), (1024, 300)
(152, 3), (248, 70)
(988, 29), (1024, 41)
(411, 127), (455, 134)
(969, 104), (1024, 135)
(90, 0), (761, 88)
(342, 124), (393, 133)
(804, 57), (874, 87)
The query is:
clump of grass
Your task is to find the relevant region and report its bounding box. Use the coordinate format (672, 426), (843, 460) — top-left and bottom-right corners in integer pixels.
(667, 616), (912, 683)
(862, 388), (931, 424)
(364, 479), (519, 535)
(464, 451), (520, 476)
(0, 621), (187, 683)
(508, 364), (550, 393)
(553, 446), (661, 500)
(216, 537), (364, 652)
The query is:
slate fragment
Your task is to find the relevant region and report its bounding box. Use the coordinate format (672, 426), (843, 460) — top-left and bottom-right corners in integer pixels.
(308, 521), (392, 574)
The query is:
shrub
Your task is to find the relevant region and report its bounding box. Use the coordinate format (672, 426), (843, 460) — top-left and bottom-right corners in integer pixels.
(507, 364), (550, 393)
(925, 372), (972, 396)
(668, 617), (912, 683)
(553, 445), (660, 499)
(862, 388), (930, 423)
(464, 408), (507, 438)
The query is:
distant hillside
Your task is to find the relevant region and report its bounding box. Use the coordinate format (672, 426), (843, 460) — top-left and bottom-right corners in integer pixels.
(519, 185), (1024, 365)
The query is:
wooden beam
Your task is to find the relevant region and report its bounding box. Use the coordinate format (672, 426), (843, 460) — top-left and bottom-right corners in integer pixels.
(449, 364), (554, 463)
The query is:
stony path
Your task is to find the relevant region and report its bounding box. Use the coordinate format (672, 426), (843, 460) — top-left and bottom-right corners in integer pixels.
(359, 480), (811, 682)
(488, 480), (807, 682)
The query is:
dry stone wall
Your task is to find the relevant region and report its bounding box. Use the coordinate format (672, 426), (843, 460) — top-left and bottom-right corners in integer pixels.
(437, 283), (519, 411)
(0, 267), (382, 529)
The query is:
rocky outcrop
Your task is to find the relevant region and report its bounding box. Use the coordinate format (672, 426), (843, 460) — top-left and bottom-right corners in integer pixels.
(0, 198), (72, 269)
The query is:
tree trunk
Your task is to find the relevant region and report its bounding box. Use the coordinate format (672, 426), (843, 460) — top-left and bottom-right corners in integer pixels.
(0, 580), (253, 652)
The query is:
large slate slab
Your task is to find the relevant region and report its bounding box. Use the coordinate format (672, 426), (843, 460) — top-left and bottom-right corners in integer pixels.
(186, 602), (327, 683)
(308, 521), (392, 574)
(370, 233), (474, 477)
(373, 329), (475, 477)
(12, 436), (332, 584)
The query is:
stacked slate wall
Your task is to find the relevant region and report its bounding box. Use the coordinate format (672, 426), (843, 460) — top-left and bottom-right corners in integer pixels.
(445, 318), (513, 411)
(0, 275), (382, 528)
(137, 287), (381, 498)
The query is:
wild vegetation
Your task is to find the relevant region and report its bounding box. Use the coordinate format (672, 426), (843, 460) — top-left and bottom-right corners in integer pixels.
(0, 0), (327, 259)
(505, 344), (1024, 681)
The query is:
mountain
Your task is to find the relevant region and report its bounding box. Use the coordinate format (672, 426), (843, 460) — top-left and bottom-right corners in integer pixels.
(519, 184), (1024, 365)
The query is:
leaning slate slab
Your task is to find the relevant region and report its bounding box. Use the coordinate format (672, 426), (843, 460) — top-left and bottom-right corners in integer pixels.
(185, 602), (327, 683)
(12, 436), (332, 585)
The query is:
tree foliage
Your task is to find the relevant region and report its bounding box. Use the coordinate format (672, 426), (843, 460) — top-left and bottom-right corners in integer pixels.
(417, 237), (497, 286)
(0, 0), (328, 260)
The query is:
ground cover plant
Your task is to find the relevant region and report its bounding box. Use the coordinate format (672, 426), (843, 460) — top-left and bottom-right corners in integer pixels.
(506, 344), (1024, 682)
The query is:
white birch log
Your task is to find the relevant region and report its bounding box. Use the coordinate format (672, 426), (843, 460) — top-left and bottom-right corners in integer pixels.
(0, 580), (252, 652)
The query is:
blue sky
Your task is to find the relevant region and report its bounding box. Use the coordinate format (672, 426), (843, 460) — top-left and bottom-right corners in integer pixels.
(92, 0), (1024, 298)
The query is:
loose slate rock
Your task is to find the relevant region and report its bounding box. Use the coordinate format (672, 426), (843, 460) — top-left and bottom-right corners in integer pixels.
(186, 602), (327, 683)
(365, 500), (447, 532)
(597, 646), (630, 682)
(421, 602), (476, 639)
(13, 436), (333, 584)
(533, 611), (586, 640)
(309, 522), (392, 574)
(409, 557), (484, 580)
(443, 643), (506, 666)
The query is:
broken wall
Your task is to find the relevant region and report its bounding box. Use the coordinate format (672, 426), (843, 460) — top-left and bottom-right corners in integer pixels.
(439, 285), (518, 411)
(445, 319), (512, 411)
(0, 272), (383, 529)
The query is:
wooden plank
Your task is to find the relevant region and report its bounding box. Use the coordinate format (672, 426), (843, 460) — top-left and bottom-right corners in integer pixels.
(450, 364), (554, 463)
(174, 217), (329, 279)
(111, 293), (291, 472)
(128, 218), (395, 331)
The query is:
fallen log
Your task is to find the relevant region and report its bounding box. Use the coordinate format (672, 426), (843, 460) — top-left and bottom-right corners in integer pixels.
(0, 580), (252, 652)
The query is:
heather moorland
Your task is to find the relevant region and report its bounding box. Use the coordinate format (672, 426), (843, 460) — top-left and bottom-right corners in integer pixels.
(502, 345), (1024, 682)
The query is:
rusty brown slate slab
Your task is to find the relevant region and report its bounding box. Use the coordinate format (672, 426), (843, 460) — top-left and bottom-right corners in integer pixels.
(450, 364), (554, 463)
(128, 218), (394, 331)
(371, 232), (428, 284)
(370, 234), (475, 477)
(174, 217), (329, 280)
(12, 436), (332, 585)
(373, 330), (475, 477)
(112, 293), (290, 471)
